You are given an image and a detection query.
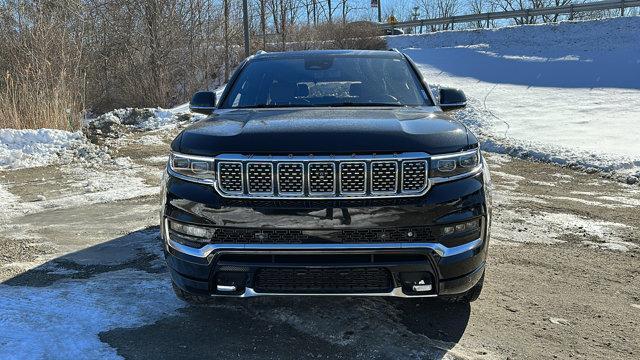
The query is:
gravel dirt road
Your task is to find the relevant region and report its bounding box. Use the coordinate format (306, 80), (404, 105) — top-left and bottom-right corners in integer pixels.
(1, 130), (638, 359)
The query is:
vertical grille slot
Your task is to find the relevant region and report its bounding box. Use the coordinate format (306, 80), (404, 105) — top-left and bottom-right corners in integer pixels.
(247, 162), (273, 194)
(371, 161), (398, 193)
(308, 163), (336, 194)
(402, 160), (427, 192)
(218, 162), (244, 193)
(339, 162), (366, 194)
(277, 163), (304, 194)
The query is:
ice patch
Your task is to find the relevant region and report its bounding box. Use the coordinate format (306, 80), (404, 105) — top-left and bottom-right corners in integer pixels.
(548, 317), (571, 326)
(491, 171), (525, 181)
(570, 191), (598, 196)
(0, 158), (159, 222)
(494, 209), (634, 250)
(529, 180), (557, 187)
(596, 196), (640, 207)
(0, 182), (19, 204)
(145, 155), (169, 164)
(493, 209), (565, 245)
(0, 270), (184, 359)
(582, 240), (637, 252)
(135, 134), (166, 146)
(540, 195), (617, 208)
(552, 173), (573, 179)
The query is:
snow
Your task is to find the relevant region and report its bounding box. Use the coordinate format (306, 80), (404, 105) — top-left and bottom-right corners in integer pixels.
(135, 134), (165, 145)
(494, 208), (636, 251)
(0, 129), (108, 170)
(0, 105), (198, 170)
(0, 157), (160, 223)
(88, 107), (197, 132)
(0, 269), (184, 359)
(387, 16), (640, 181)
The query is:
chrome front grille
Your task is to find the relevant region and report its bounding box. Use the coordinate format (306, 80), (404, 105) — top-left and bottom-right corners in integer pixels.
(308, 163), (335, 194)
(402, 161), (427, 191)
(247, 163), (273, 193)
(214, 153), (429, 199)
(277, 163), (303, 194)
(218, 162), (243, 193)
(340, 162), (366, 194)
(371, 161), (398, 193)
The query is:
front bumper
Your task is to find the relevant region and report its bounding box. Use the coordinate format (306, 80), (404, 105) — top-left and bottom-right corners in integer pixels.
(161, 171), (491, 298)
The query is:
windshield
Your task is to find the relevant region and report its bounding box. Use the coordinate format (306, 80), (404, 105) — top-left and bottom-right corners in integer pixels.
(220, 55), (432, 108)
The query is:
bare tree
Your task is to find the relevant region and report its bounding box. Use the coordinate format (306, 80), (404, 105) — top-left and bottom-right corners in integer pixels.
(469, 0), (497, 28)
(490, 0), (572, 25)
(418, 0), (460, 31)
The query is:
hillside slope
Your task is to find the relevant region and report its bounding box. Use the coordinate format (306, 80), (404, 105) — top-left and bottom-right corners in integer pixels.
(388, 16), (640, 182)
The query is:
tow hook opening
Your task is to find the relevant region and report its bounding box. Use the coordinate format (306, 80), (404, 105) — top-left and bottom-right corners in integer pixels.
(400, 272), (435, 295)
(214, 271), (248, 294)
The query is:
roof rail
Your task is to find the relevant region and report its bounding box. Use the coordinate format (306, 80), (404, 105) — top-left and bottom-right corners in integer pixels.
(255, 50), (267, 55)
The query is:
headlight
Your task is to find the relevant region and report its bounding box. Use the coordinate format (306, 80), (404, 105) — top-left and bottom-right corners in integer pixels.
(169, 220), (215, 239)
(430, 148), (481, 179)
(169, 152), (216, 182)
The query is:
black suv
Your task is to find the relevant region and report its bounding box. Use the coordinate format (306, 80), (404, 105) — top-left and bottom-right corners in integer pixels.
(161, 50), (491, 303)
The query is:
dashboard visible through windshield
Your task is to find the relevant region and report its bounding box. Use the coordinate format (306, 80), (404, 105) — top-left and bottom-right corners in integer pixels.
(220, 55), (432, 109)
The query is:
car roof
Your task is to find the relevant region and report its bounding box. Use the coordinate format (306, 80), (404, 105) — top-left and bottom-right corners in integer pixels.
(252, 49), (403, 60)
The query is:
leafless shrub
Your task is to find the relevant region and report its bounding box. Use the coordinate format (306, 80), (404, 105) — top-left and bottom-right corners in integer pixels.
(0, 0), (86, 129)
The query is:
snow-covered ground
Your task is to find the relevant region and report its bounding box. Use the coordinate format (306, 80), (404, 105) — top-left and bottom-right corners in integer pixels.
(388, 16), (640, 182)
(0, 107), (200, 171)
(0, 129), (109, 170)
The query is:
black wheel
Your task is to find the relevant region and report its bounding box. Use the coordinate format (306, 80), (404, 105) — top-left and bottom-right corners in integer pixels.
(442, 272), (484, 303)
(171, 281), (212, 305)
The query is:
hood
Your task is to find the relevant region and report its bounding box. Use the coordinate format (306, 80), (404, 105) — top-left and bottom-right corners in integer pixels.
(173, 107), (473, 155)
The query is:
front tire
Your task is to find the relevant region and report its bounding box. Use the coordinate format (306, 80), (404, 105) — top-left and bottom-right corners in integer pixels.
(442, 272), (484, 303)
(171, 282), (212, 305)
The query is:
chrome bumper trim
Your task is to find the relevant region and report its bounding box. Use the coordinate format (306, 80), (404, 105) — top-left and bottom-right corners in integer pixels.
(164, 220), (484, 259)
(211, 286), (437, 298)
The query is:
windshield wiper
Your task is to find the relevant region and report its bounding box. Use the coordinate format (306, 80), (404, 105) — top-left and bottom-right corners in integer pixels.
(235, 104), (311, 109)
(327, 102), (405, 107)
(235, 102), (406, 109)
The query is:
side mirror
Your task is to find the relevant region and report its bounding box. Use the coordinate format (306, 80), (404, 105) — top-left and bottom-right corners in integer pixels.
(439, 87), (467, 111)
(189, 91), (216, 115)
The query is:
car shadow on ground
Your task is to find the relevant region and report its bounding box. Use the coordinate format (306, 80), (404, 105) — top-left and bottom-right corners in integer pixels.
(2, 227), (471, 359)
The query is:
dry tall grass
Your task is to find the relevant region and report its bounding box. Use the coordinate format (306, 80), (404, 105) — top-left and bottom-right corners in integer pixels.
(0, 1), (383, 131)
(0, 70), (84, 130)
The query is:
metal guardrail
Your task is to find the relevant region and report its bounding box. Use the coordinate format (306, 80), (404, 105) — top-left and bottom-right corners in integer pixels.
(379, 0), (640, 29)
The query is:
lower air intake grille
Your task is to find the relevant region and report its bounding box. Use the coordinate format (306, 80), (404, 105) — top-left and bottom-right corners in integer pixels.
(209, 226), (434, 244)
(253, 267), (392, 293)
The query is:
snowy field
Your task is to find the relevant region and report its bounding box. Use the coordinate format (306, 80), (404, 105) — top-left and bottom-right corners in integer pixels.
(388, 16), (640, 182)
